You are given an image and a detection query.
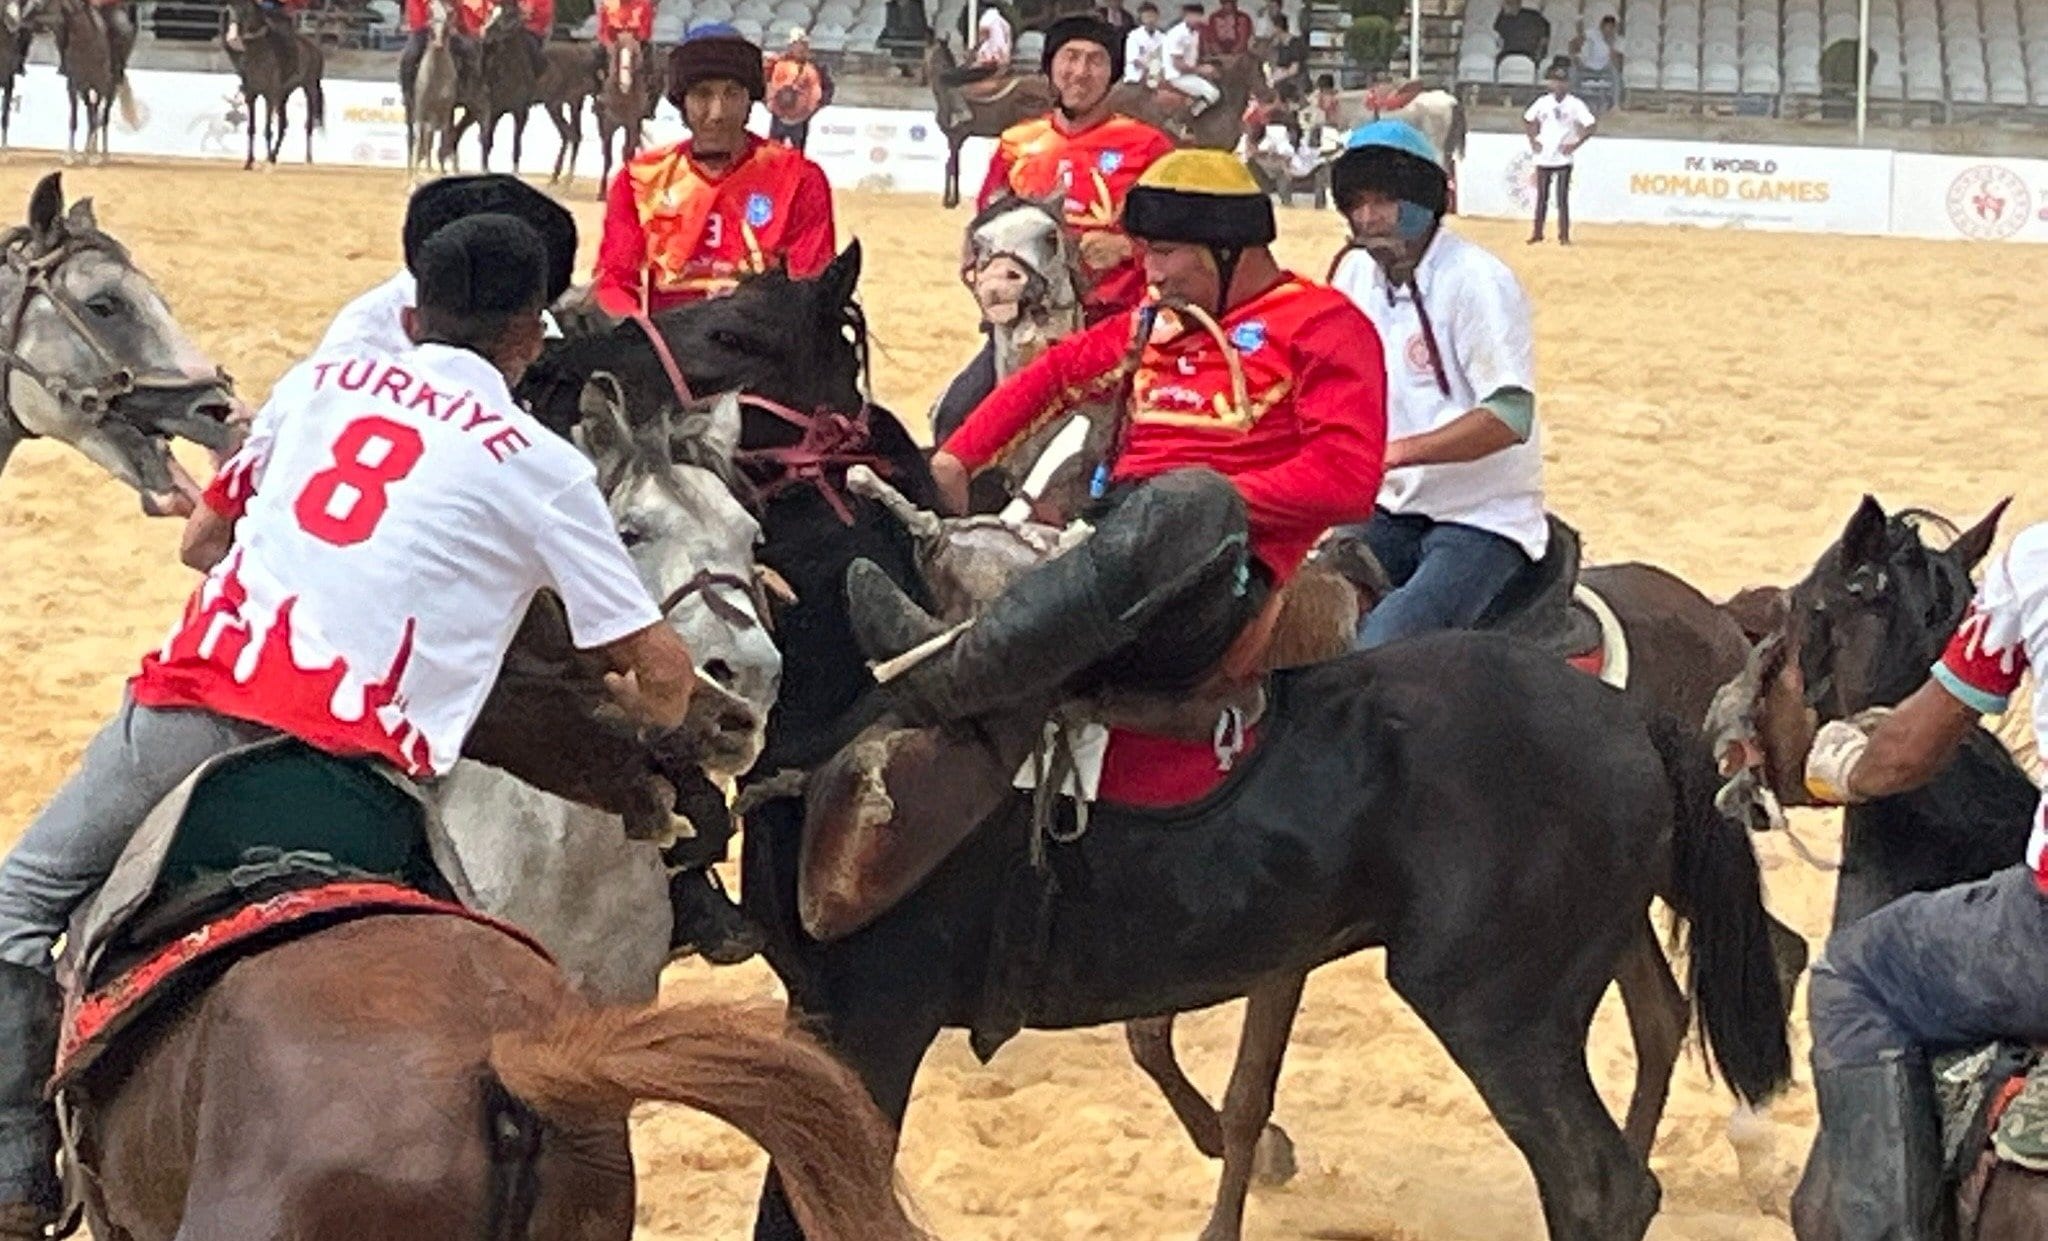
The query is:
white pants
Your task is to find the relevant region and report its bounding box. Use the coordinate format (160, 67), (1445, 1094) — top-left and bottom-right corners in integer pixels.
(1166, 72), (1220, 110)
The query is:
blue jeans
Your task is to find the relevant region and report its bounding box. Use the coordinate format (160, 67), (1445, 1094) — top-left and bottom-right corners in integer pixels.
(1343, 510), (1531, 650)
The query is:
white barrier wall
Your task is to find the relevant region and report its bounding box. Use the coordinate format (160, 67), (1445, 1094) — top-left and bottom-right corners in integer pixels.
(10, 62), (2048, 242)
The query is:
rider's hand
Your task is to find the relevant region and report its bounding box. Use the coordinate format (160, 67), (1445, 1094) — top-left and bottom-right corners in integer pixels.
(929, 450), (971, 516)
(1803, 707), (1893, 804)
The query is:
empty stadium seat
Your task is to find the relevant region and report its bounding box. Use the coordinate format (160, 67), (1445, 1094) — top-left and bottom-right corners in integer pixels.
(1498, 52), (1538, 81)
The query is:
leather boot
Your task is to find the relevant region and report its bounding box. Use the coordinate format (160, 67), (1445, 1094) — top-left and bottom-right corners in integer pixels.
(0, 963), (59, 1239)
(1813, 1054), (1945, 1241)
(845, 558), (949, 664)
(667, 868), (764, 966)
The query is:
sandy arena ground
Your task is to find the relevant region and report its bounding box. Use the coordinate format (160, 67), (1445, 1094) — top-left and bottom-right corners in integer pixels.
(0, 157), (2042, 1240)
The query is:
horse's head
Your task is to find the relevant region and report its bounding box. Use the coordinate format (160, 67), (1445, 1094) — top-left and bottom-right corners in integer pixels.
(1787, 495), (2006, 722)
(962, 191), (1083, 342)
(580, 386), (781, 780)
(426, 0), (450, 43)
(610, 31), (641, 99)
(483, 0), (522, 41)
(0, 173), (234, 515)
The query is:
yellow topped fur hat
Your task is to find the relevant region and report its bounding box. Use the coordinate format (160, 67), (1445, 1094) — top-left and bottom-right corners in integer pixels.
(1122, 149), (1278, 249)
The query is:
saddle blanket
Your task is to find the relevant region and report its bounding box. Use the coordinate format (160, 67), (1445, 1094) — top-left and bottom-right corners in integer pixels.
(55, 879), (550, 1090)
(1013, 720), (1260, 808)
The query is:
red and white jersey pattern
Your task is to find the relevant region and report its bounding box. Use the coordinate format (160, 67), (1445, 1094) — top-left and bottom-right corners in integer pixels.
(134, 343), (661, 778)
(1931, 521), (2048, 885)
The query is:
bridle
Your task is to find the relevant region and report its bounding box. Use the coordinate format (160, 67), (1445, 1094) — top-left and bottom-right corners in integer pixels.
(656, 564), (785, 636)
(626, 310), (892, 525)
(0, 232), (230, 442)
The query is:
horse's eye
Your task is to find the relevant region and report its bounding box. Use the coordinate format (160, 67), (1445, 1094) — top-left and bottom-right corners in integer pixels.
(85, 293), (124, 319)
(617, 522), (647, 549)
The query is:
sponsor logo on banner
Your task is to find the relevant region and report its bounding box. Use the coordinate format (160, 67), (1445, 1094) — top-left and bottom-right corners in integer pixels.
(1945, 164), (2030, 240)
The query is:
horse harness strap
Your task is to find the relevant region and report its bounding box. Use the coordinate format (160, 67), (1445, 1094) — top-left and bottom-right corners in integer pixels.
(660, 566), (772, 633)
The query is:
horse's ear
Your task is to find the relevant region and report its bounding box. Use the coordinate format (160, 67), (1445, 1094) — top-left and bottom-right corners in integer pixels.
(26, 172), (61, 243)
(1839, 494), (1889, 569)
(1723, 585), (1790, 642)
(1951, 497), (2011, 572)
(687, 391), (744, 464)
(819, 242), (861, 306)
(574, 373), (637, 492)
(63, 196), (97, 236)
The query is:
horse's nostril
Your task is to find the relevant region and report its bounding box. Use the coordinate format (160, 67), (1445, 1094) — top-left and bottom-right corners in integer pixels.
(717, 709), (754, 734)
(703, 659), (735, 687)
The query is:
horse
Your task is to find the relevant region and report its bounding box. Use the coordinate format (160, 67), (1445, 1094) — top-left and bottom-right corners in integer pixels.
(52, 0), (135, 165)
(453, 1), (541, 173)
(594, 31), (655, 202)
(1706, 495), (2048, 1241)
(221, 0), (326, 169)
(406, 0), (461, 177)
(0, 173), (237, 516)
(0, 0), (33, 150)
(1106, 50), (1273, 151)
(520, 253), (1793, 1241)
(539, 42), (600, 185)
(924, 38), (1054, 209)
(434, 391), (784, 1004)
(1352, 79), (1467, 171)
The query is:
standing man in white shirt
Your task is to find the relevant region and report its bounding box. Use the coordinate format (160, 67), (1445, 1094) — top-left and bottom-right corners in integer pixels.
(1325, 120), (1547, 649)
(1124, 1), (1167, 83)
(0, 215), (696, 1237)
(1161, 2), (1219, 114)
(1522, 62), (1597, 244)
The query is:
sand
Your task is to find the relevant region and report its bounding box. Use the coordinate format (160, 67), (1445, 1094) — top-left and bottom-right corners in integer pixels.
(1, 157), (2042, 1241)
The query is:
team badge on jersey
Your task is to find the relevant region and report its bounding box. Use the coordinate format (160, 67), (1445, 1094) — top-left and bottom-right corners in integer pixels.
(745, 192), (775, 228)
(1098, 149), (1124, 173)
(1230, 320), (1267, 353)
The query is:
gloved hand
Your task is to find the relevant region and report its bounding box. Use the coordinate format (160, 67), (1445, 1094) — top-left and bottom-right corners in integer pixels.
(1803, 707), (1894, 805)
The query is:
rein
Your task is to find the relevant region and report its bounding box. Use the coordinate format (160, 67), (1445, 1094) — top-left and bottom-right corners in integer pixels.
(0, 235), (228, 440)
(658, 565), (776, 634)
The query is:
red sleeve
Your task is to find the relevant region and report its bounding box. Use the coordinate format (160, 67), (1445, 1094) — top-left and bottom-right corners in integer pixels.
(944, 314), (1135, 471)
(635, 2), (653, 39)
(977, 142), (1014, 212)
(1228, 306), (1387, 543)
(592, 169), (646, 317)
(405, 0), (428, 30)
(783, 163), (837, 279)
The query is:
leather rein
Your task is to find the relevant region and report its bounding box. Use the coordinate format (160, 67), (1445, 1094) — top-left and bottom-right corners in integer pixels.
(0, 233), (231, 442)
(626, 310), (891, 526)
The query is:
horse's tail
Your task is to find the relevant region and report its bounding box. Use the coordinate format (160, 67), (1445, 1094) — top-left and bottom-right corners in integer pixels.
(1444, 96), (1467, 162)
(307, 73), (325, 131)
(115, 76), (138, 128)
(1649, 711), (1793, 1107)
(489, 1000), (928, 1241)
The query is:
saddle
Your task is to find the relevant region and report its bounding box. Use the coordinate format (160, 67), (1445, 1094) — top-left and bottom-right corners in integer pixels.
(960, 73), (1032, 106)
(1936, 1042), (2048, 1233)
(53, 739), (544, 1091)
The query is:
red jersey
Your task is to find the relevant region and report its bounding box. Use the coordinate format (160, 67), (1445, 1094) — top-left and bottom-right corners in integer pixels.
(1203, 6), (1254, 55)
(597, 0), (654, 45)
(946, 276), (1388, 581)
(977, 113), (1176, 323)
(453, 0), (492, 36)
(520, 0), (553, 37)
(592, 135), (837, 316)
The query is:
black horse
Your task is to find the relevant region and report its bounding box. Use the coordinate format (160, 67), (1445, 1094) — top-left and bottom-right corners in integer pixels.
(524, 255), (1794, 1241)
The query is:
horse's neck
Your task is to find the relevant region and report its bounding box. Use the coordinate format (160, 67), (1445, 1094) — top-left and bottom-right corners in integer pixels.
(1843, 728), (2039, 908)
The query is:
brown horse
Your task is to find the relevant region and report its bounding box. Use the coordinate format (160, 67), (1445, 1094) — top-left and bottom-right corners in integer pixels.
(924, 39), (1054, 209)
(1105, 50), (1271, 151)
(0, 0), (31, 150)
(52, 0), (133, 165)
(594, 32), (654, 201)
(221, 0), (325, 169)
(452, 2), (540, 173)
(539, 42), (600, 184)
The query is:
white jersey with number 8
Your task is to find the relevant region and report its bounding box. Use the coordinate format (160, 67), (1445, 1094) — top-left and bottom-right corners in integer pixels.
(132, 342), (662, 778)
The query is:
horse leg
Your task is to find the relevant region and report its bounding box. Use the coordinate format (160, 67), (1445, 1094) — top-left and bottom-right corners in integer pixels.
(269, 96), (289, 165)
(1194, 973), (1308, 1241)
(511, 109), (526, 174)
(65, 88), (76, 163)
(244, 89), (258, 169)
(1768, 911), (1810, 1016)
(1126, 1015), (1224, 1157)
(1388, 925), (1659, 1239)
(944, 138), (961, 208)
(1613, 915), (1686, 1161)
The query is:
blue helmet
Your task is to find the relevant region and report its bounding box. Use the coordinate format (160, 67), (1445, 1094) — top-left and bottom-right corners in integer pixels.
(1331, 119), (1449, 218)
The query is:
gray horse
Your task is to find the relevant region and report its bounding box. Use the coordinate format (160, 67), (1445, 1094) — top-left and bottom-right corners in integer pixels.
(53, 0), (136, 165)
(0, 173), (235, 515)
(408, 0), (461, 177)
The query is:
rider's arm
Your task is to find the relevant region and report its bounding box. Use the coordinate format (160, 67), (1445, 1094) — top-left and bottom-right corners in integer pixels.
(181, 504), (236, 572)
(596, 622), (697, 732)
(1229, 304), (1387, 534)
(782, 162), (838, 280)
(976, 140), (1015, 213)
(1390, 261), (1536, 468)
(939, 312), (1136, 476)
(1809, 544), (2036, 802)
(591, 169), (647, 318)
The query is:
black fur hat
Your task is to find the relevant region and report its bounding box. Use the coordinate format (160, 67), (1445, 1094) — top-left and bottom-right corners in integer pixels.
(1041, 15), (1127, 83)
(403, 175), (577, 305)
(415, 215), (549, 318)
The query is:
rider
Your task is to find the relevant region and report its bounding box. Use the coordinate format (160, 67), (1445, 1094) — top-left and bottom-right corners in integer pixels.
(932, 16), (1175, 437)
(1201, 0), (1253, 56)
(765, 27), (836, 152)
(591, 26), (837, 316)
(1798, 521), (2048, 1241)
(0, 215), (697, 1241)
(853, 150), (1387, 733)
(1162, 2), (1219, 117)
(401, 0), (481, 104)
(516, 0), (552, 78)
(1324, 120), (1548, 649)
(592, 0), (654, 75)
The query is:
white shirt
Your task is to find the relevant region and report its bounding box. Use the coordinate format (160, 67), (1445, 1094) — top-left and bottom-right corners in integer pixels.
(1523, 92), (1597, 168)
(975, 7), (1012, 64)
(1927, 523), (2048, 880)
(145, 344), (661, 777)
(1577, 26), (1615, 71)
(1124, 24), (1167, 80)
(1162, 19), (1202, 74)
(318, 271), (416, 357)
(1329, 229), (1547, 557)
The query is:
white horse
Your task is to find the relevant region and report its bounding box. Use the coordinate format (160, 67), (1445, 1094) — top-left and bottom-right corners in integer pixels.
(1339, 81), (1468, 187)
(435, 391), (782, 1004)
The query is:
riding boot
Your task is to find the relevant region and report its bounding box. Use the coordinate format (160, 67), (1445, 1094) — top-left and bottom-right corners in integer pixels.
(1813, 1055), (1945, 1241)
(845, 558), (949, 663)
(666, 867), (763, 966)
(0, 963), (60, 1239)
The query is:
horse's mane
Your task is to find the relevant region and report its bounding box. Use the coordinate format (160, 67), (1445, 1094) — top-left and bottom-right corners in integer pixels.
(964, 191), (1061, 239)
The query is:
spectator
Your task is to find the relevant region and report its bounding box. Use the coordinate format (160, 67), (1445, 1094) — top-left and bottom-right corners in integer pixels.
(1522, 61), (1595, 244)
(1252, 0), (1284, 51)
(1163, 3), (1219, 111)
(1494, 0), (1550, 65)
(1101, 0), (1137, 32)
(1268, 13), (1308, 89)
(1571, 13), (1622, 108)
(765, 26), (835, 151)
(1312, 70), (1341, 126)
(1125, 1), (1167, 81)
(1203, 0), (1254, 56)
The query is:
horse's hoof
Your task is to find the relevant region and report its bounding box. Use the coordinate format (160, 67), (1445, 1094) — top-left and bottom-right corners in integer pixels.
(1252, 1124), (1298, 1186)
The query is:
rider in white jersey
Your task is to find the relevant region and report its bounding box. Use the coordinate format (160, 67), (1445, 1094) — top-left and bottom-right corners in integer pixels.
(0, 216), (695, 1240)
(1799, 519), (2048, 1241)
